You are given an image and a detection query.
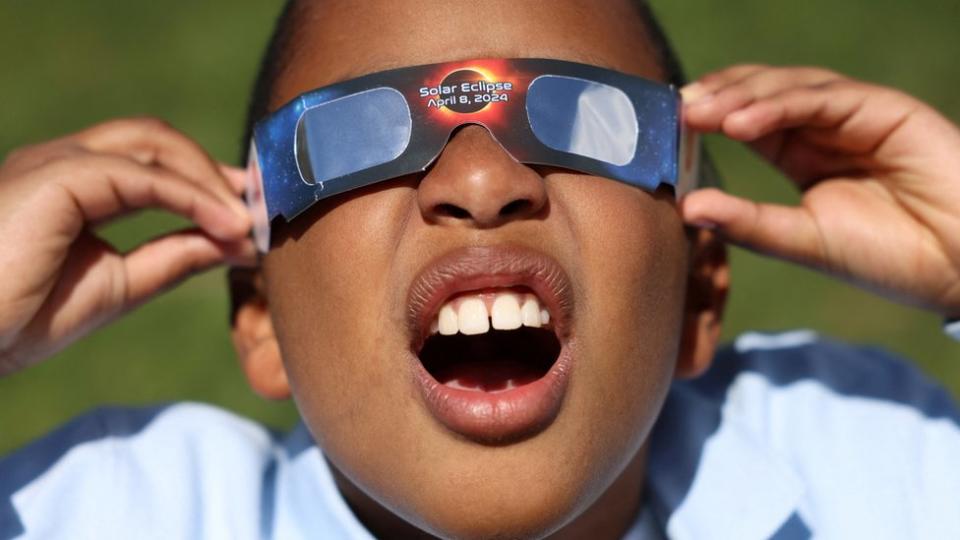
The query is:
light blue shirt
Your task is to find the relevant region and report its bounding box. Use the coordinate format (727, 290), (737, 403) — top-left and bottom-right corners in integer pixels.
(2, 331), (959, 539)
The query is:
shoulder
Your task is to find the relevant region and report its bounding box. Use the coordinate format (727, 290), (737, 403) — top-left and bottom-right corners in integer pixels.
(658, 330), (960, 451)
(0, 402), (278, 540)
(696, 330), (959, 423)
(650, 331), (960, 538)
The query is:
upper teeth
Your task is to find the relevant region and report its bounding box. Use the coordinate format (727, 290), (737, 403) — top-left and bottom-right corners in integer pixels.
(433, 291), (550, 336)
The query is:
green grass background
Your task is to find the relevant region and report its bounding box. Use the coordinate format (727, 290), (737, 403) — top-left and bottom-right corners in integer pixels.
(1, 1), (958, 454)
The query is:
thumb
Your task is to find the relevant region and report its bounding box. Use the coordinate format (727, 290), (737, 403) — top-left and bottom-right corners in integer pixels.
(681, 188), (827, 267)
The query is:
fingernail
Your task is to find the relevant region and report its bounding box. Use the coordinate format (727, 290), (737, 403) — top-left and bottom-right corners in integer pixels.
(221, 166), (248, 194)
(681, 83), (711, 105)
(687, 93), (715, 110)
(227, 198), (252, 226)
(210, 202), (251, 240)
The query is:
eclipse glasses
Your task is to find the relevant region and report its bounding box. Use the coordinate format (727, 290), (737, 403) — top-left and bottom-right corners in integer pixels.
(246, 58), (702, 252)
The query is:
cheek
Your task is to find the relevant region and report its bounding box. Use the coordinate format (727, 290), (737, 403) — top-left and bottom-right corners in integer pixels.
(263, 186), (421, 452)
(557, 178), (689, 465)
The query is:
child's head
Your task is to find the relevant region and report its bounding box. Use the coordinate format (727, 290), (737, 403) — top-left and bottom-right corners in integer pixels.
(230, 1), (728, 537)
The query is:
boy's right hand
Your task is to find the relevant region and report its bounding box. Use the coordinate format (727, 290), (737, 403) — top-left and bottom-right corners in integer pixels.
(0, 118), (254, 376)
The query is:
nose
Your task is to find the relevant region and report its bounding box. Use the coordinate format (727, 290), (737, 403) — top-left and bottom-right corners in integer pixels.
(417, 125), (547, 228)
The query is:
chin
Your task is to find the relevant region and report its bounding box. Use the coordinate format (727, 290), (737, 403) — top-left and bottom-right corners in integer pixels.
(396, 487), (587, 540)
(336, 429), (633, 540)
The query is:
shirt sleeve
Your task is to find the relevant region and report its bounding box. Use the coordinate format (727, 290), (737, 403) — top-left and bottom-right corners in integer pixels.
(720, 333), (960, 538)
(0, 403), (277, 540)
(649, 331), (960, 539)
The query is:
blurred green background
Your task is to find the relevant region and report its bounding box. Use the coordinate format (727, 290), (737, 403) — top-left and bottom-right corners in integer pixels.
(1, 1), (958, 454)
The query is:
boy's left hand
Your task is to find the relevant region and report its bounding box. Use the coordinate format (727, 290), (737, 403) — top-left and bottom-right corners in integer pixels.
(681, 65), (960, 317)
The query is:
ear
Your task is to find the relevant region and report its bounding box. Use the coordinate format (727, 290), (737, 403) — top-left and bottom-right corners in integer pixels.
(229, 267), (290, 400)
(675, 227), (729, 379)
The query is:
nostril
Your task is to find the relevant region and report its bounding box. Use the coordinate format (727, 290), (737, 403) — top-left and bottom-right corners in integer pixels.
(435, 203), (472, 220)
(499, 199), (532, 218)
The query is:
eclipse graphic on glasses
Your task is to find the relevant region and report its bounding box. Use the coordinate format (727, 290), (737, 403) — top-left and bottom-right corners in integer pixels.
(246, 58), (701, 252)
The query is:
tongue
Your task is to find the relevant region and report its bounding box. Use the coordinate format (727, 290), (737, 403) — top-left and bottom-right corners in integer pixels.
(433, 360), (545, 393)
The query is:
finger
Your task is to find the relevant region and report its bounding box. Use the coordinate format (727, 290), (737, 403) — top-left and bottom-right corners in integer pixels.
(77, 118), (223, 186)
(0, 138), (88, 180)
(681, 188), (827, 268)
(38, 154), (250, 241)
(218, 164), (248, 195)
(684, 67), (843, 132)
(73, 118), (249, 222)
(712, 66), (840, 103)
(755, 133), (869, 190)
(122, 229), (256, 310)
(682, 64), (769, 102)
(684, 65), (839, 105)
(718, 80), (897, 156)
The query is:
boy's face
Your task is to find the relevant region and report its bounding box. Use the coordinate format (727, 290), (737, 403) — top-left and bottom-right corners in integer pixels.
(235, 1), (726, 537)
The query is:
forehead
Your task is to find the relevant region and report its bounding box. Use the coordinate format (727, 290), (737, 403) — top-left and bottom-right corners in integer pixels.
(270, 0), (663, 109)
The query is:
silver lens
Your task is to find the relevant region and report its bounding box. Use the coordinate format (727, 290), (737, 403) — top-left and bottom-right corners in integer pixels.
(295, 88), (412, 185)
(526, 75), (638, 166)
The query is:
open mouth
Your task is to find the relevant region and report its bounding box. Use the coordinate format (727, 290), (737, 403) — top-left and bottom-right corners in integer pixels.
(406, 246), (574, 443)
(418, 288), (562, 393)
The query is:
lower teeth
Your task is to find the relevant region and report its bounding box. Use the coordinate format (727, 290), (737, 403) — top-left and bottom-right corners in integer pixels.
(435, 360), (547, 393)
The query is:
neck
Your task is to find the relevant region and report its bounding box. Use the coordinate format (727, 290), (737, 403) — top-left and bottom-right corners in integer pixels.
(330, 444), (649, 540)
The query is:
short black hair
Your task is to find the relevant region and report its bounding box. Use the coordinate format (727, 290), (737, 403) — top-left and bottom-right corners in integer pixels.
(239, 0), (687, 162)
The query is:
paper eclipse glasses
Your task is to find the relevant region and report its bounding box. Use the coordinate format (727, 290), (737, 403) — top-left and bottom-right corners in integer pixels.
(246, 57), (702, 252)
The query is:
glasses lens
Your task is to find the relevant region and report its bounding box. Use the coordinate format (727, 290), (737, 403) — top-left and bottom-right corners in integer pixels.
(526, 76), (638, 166)
(295, 88), (412, 185)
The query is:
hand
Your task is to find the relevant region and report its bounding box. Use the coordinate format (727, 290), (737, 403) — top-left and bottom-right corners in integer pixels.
(681, 65), (960, 317)
(0, 118), (254, 375)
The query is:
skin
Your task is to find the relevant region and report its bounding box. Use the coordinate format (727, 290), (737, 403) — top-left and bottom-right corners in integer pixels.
(1, 1), (959, 539)
(681, 66), (960, 311)
(249, 2), (714, 537)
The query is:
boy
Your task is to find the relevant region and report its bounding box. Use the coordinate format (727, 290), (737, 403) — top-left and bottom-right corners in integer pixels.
(2, 1), (959, 538)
